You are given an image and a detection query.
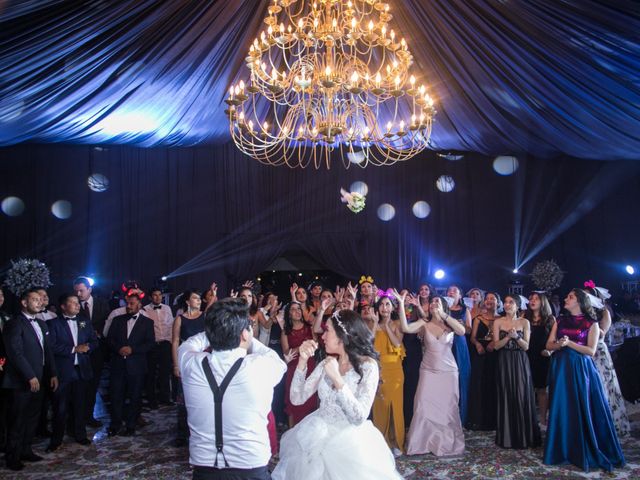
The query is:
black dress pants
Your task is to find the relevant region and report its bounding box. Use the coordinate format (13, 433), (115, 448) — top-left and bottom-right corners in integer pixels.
(52, 375), (88, 444)
(5, 389), (43, 463)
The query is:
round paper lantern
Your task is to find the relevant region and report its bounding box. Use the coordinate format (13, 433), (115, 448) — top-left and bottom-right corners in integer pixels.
(436, 175), (455, 192)
(350, 181), (368, 196)
(1, 196), (25, 216)
(377, 203), (396, 221)
(493, 156), (519, 175)
(51, 200), (72, 219)
(88, 173), (110, 192)
(412, 201), (431, 219)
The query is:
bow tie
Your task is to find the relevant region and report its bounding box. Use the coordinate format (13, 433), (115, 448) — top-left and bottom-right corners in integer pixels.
(152, 305), (162, 310)
(29, 317), (38, 322)
(65, 316), (77, 321)
(128, 315), (138, 321)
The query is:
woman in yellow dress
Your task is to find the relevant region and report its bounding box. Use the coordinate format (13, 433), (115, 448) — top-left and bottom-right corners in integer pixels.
(372, 294), (406, 457)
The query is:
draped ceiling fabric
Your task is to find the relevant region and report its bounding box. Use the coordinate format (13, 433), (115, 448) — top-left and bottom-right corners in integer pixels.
(0, 1), (639, 159)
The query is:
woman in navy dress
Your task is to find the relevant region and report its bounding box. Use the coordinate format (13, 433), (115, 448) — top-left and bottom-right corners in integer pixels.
(543, 288), (625, 472)
(446, 285), (471, 426)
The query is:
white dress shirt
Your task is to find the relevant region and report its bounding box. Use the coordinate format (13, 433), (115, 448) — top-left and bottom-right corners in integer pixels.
(142, 303), (174, 342)
(127, 314), (139, 338)
(103, 306), (127, 337)
(65, 316), (79, 365)
(37, 310), (58, 322)
(179, 332), (286, 469)
(24, 312), (44, 364)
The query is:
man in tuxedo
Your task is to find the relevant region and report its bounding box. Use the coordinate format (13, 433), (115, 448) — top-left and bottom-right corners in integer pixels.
(142, 288), (174, 408)
(107, 294), (154, 436)
(2, 288), (58, 471)
(74, 277), (110, 427)
(46, 294), (98, 452)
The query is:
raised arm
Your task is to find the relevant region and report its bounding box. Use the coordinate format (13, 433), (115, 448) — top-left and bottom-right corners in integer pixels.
(290, 340), (323, 405)
(391, 289), (426, 334)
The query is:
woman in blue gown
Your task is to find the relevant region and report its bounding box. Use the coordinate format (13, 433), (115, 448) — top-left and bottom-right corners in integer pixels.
(543, 288), (625, 472)
(446, 285), (471, 426)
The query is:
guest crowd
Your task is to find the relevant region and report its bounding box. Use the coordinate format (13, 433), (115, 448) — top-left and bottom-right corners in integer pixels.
(0, 273), (631, 473)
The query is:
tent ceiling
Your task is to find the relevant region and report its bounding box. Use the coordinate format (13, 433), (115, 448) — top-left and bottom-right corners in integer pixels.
(0, 0), (638, 159)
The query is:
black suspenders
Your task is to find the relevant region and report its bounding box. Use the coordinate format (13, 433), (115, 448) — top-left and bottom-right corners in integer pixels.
(201, 356), (244, 468)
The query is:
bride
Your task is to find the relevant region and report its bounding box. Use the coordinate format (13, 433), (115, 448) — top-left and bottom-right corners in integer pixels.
(272, 309), (403, 480)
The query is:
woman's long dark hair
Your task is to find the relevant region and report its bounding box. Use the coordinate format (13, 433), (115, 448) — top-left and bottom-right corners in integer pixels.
(571, 288), (598, 322)
(524, 292), (555, 333)
(283, 302), (304, 335)
(181, 289), (202, 313)
(427, 295), (450, 321)
(239, 287), (259, 316)
(331, 309), (379, 383)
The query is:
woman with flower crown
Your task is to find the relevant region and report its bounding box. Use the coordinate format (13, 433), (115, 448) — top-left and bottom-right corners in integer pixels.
(272, 310), (402, 479)
(543, 288), (625, 471)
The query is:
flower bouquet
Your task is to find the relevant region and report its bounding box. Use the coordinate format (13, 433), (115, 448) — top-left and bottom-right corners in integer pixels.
(3, 258), (52, 296)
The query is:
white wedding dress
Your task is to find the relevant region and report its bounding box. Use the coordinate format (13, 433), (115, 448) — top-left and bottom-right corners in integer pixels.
(272, 358), (403, 480)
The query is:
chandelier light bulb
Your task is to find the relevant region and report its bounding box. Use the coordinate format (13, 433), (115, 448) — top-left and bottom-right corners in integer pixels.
(227, 0), (436, 168)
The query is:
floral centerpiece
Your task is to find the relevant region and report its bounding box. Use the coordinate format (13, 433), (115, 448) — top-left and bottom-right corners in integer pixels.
(3, 258), (52, 297)
(530, 259), (564, 292)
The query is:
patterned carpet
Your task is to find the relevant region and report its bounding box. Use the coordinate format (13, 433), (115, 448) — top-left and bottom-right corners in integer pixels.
(4, 402), (639, 479)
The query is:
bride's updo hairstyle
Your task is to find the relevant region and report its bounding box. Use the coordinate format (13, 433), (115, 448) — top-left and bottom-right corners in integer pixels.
(330, 309), (380, 383)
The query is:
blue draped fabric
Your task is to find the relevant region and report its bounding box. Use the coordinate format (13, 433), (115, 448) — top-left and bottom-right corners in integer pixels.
(0, 1), (639, 158)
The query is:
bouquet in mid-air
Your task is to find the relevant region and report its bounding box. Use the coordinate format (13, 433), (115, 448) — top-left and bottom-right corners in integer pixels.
(340, 188), (366, 213)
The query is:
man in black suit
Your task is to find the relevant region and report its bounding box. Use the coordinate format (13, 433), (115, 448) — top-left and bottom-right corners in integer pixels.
(46, 294), (98, 452)
(106, 294), (154, 436)
(2, 288), (58, 471)
(73, 277), (110, 427)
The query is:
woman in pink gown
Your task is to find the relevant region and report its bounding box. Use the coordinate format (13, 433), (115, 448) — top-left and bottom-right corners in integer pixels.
(394, 291), (466, 457)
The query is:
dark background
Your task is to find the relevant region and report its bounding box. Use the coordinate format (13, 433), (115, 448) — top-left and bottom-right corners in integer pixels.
(2, 143), (639, 302)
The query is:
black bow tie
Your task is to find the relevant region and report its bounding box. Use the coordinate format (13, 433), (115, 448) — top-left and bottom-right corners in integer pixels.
(153, 305), (162, 310)
(29, 317), (38, 322)
(65, 316), (77, 321)
(128, 315), (138, 321)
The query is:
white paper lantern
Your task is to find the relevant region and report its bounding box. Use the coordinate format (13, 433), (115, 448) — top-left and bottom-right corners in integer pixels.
(436, 175), (455, 192)
(377, 203), (396, 221)
(412, 201), (431, 219)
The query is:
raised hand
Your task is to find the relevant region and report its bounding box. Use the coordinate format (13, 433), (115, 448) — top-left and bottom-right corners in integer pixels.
(209, 282), (218, 297)
(242, 280), (254, 289)
(298, 340), (318, 361)
(406, 294), (419, 307)
(335, 286), (345, 302)
(290, 283), (299, 301)
(346, 282), (357, 299)
(321, 296), (336, 312)
(230, 289), (238, 298)
(284, 349), (299, 363)
(390, 288), (407, 304)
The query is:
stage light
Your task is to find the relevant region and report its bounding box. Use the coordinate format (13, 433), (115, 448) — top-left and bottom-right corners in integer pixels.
(161, 276), (168, 281)
(436, 175), (455, 193)
(412, 201), (431, 219)
(350, 181), (368, 196)
(298, 272), (303, 277)
(493, 156), (519, 176)
(434, 269), (445, 280)
(51, 200), (72, 219)
(1, 196), (25, 216)
(377, 203), (396, 221)
(513, 268), (519, 274)
(86, 277), (95, 286)
(626, 265), (635, 275)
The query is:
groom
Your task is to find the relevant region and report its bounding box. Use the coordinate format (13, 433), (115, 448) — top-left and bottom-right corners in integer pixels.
(178, 297), (286, 480)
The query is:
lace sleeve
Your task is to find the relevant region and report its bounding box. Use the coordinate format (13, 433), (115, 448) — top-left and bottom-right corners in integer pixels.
(335, 360), (379, 425)
(290, 359), (326, 406)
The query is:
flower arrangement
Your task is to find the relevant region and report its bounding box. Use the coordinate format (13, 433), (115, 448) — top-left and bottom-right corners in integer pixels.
(340, 188), (366, 213)
(3, 258), (52, 296)
(531, 259), (564, 292)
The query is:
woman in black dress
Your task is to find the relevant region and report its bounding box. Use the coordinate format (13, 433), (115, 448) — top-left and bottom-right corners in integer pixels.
(467, 292), (500, 430)
(492, 294), (541, 448)
(524, 292), (555, 426)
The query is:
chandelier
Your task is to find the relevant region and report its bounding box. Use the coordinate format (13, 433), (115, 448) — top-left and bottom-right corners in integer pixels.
(225, 0), (436, 168)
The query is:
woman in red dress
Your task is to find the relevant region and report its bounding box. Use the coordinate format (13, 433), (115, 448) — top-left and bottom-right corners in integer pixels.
(282, 302), (318, 427)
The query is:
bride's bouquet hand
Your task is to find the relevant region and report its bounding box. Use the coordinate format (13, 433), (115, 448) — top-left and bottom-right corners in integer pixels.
(298, 340), (318, 362)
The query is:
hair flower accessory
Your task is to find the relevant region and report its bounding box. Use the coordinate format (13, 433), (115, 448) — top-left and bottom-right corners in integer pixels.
(340, 188), (366, 214)
(359, 275), (374, 285)
(584, 280), (596, 289)
(331, 311), (349, 336)
(376, 288), (395, 299)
